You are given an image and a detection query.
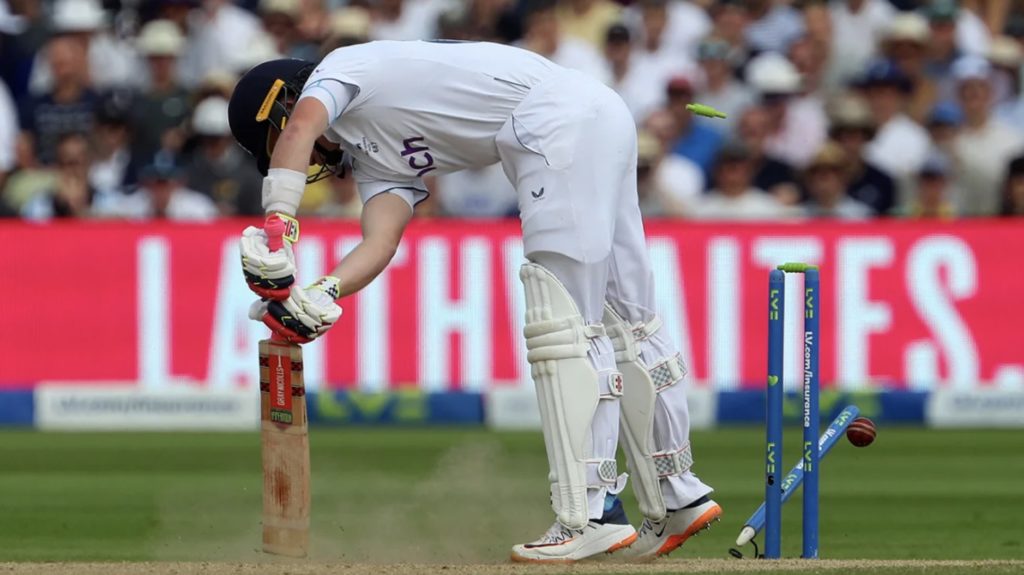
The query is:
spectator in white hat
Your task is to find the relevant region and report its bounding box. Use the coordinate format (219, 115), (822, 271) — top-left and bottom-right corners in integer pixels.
(184, 96), (263, 216)
(951, 55), (1024, 216)
(132, 19), (191, 162)
(746, 51), (826, 169)
(28, 0), (141, 93)
(880, 12), (937, 123)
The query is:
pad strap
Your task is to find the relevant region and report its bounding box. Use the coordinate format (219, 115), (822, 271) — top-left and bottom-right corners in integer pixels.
(586, 459), (619, 485)
(631, 316), (663, 341)
(608, 316), (663, 363)
(653, 443), (694, 478)
(650, 354), (687, 391)
(524, 320), (605, 357)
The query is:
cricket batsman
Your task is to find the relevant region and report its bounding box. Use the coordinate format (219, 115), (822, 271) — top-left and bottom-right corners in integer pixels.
(228, 40), (721, 562)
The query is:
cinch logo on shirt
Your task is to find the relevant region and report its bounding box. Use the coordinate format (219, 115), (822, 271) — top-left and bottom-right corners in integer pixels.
(401, 136), (436, 177)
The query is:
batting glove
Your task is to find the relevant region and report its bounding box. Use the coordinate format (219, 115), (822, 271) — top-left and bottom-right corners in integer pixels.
(250, 276), (343, 344)
(239, 225), (296, 300)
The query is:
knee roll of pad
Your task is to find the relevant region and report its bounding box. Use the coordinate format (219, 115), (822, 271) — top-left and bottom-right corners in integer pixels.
(521, 263), (621, 529)
(604, 304), (691, 521)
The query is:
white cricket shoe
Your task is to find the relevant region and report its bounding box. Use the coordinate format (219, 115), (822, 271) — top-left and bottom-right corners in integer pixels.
(510, 508), (638, 565)
(620, 496), (722, 561)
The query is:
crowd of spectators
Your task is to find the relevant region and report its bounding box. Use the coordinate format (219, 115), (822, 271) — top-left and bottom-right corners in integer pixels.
(3, 0), (1024, 221)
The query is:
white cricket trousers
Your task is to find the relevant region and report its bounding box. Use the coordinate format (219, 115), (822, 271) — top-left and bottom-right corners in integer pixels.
(495, 70), (712, 519)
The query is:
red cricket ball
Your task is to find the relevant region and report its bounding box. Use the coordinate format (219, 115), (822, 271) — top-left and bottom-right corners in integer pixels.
(846, 417), (876, 447)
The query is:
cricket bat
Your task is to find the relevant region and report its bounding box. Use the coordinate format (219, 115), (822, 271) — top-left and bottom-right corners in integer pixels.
(259, 215), (310, 557)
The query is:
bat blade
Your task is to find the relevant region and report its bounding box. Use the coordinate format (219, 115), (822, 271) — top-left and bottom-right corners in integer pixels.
(259, 339), (310, 557)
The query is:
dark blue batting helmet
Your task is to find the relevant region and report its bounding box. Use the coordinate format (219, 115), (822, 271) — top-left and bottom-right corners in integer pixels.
(228, 58), (316, 176)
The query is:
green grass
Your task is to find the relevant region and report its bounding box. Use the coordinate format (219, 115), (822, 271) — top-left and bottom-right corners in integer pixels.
(0, 428), (1021, 564)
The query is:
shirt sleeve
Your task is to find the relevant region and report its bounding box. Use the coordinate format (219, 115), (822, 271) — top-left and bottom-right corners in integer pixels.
(297, 78), (357, 124)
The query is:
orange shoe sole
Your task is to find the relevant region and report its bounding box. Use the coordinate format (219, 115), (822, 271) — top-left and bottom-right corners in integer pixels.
(607, 531), (639, 554)
(654, 504), (723, 556)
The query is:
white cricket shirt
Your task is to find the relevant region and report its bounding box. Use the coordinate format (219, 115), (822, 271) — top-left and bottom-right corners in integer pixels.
(297, 41), (563, 205)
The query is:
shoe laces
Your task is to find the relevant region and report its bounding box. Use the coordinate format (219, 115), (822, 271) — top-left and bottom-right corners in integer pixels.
(638, 518), (664, 537)
(536, 521), (584, 545)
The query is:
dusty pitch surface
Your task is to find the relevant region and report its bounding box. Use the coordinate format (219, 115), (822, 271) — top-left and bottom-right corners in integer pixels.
(3, 561), (1024, 575)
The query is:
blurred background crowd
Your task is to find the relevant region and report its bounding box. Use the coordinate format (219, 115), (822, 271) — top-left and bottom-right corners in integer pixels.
(3, 0), (1024, 221)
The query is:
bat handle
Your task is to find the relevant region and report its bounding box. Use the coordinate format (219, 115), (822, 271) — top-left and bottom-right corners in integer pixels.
(264, 214), (288, 343)
(265, 214), (286, 252)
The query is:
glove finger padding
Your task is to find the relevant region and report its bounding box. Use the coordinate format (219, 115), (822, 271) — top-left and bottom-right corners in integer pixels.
(240, 226), (296, 300)
(264, 302), (315, 344)
(260, 277), (343, 343)
(247, 299), (311, 343)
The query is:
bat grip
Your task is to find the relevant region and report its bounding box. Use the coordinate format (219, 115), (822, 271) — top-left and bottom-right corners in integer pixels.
(265, 214), (286, 252)
(264, 214), (288, 343)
